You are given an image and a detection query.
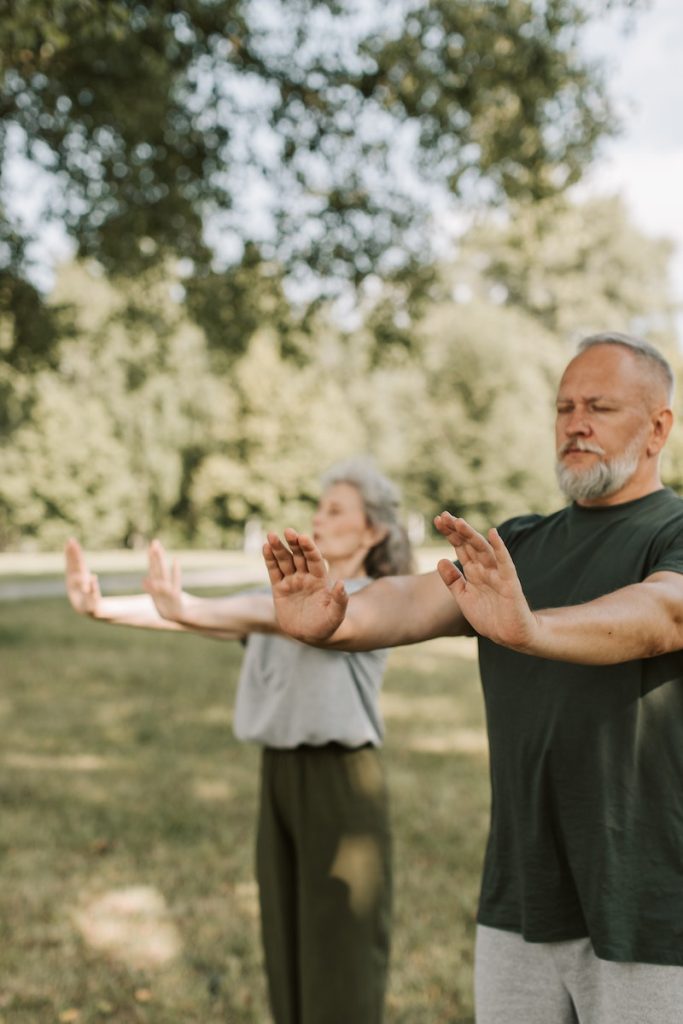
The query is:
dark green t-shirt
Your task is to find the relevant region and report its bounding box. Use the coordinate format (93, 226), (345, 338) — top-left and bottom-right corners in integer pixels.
(477, 487), (683, 966)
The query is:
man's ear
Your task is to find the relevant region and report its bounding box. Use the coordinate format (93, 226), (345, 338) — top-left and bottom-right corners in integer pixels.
(647, 407), (674, 456)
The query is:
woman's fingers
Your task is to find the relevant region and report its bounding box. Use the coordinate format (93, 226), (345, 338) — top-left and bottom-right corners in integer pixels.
(262, 541), (284, 583)
(265, 533), (296, 577)
(65, 538), (91, 587)
(284, 529), (310, 574)
(285, 531), (329, 579)
(147, 539), (169, 582)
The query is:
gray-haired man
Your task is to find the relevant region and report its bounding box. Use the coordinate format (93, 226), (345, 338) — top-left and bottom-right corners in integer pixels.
(264, 333), (683, 1024)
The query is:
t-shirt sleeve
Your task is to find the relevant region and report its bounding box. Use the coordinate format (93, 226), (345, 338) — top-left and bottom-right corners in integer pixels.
(646, 516), (683, 576)
(452, 513), (543, 572)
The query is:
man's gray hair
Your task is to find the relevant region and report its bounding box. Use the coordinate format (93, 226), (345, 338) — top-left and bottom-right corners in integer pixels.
(321, 457), (414, 577)
(577, 331), (674, 403)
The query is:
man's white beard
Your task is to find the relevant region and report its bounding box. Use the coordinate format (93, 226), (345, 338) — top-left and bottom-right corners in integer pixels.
(555, 432), (646, 503)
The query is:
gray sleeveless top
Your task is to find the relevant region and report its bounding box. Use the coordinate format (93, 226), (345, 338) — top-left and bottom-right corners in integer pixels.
(233, 578), (387, 748)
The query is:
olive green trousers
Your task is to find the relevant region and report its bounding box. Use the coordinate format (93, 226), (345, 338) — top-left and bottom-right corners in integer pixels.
(256, 744), (392, 1024)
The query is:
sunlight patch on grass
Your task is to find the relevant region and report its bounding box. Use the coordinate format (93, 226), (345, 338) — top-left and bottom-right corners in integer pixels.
(381, 692), (460, 721)
(390, 636), (479, 668)
(406, 728), (488, 756)
(192, 777), (235, 803)
(233, 880), (260, 921)
(73, 886), (182, 968)
(192, 705), (233, 726)
(4, 752), (114, 772)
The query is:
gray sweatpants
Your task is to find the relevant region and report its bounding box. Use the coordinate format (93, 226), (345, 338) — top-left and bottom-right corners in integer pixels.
(475, 924), (683, 1024)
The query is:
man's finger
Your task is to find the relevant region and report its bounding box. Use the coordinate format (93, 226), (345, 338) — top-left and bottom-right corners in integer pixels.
(451, 517), (494, 555)
(437, 558), (466, 594)
(487, 528), (517, 577)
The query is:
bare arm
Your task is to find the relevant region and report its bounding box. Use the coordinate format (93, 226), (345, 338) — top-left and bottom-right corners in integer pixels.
(65, 538), (185, 631)
(523, 574), (683, 663)
(65, 539), (245, 640)
(263, 529), (469, 650)
(435, 512), (683, 664)
(143, 539), (279, 639)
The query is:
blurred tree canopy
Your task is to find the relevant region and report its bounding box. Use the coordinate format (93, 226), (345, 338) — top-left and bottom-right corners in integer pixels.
(1, 0), (645, 365)
(1, 192), (679, 551)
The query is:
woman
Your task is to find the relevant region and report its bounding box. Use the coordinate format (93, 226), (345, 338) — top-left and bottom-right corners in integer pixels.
(66, 459), (413, 1024)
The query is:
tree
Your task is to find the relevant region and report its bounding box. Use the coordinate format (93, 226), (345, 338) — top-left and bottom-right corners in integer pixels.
(457, 194), (679, 345)
(0, 262), (233, 548)
(1, 0), (645, 364)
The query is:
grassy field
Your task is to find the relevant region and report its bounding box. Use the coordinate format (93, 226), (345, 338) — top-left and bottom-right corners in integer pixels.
(0, 596), (489, 1024)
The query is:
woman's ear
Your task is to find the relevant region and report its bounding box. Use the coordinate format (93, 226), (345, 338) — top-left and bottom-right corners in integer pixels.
(367, 523), (389, 547)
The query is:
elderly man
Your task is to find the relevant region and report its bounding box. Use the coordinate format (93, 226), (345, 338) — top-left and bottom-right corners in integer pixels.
(263, 332), (683, 1024)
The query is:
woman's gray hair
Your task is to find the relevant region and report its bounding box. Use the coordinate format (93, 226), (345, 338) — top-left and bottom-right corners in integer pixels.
(320, 458), (415, 577)
(578, 331), (674, 403)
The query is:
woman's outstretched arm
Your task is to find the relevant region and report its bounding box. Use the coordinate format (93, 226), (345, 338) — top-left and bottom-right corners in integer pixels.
(65, 537), (186, 631)
(143, 539), (279, 639)
(65, 538), (263, 640)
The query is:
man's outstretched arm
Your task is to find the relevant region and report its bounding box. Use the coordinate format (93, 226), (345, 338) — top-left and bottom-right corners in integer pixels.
(263, 528), (470, 651)
(434, 512), (683, 664)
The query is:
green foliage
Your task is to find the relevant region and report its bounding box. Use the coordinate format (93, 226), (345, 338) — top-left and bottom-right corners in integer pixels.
(1, 191), (680, 551)
(0, 263), (230, 548)
(405, 301), (565, 524)
(1, 0), (644, 362)
(460, 194), (679, 343)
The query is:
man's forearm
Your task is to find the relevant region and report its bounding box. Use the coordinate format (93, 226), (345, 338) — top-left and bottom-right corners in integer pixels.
(516, 572), (683, 664)
(321, 572), (470, 652)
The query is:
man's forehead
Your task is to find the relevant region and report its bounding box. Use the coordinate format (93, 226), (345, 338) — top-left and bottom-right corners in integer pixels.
(555, 387), (617, 403)
(558, 347), (642, 396)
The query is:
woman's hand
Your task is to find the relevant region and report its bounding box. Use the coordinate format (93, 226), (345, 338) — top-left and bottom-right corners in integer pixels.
(143, 539), (185, 621)
(65, 538), (103, 618)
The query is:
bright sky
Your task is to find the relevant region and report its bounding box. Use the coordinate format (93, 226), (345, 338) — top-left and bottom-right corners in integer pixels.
(578, 0), (683, 340)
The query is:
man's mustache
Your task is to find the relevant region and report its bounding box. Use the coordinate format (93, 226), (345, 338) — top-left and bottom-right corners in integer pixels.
(558, 439), (607, 457)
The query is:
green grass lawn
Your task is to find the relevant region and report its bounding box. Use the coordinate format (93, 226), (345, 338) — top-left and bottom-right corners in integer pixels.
(0, 598), (489, 1024)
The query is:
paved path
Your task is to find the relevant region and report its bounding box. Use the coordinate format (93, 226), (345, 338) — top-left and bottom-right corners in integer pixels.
(0, 566), (267, 602)
(0, 548), (443, 602)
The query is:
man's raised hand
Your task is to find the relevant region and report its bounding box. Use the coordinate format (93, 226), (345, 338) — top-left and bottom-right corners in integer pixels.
(263, 529), (348, 643)
(433, 512), (539, 652)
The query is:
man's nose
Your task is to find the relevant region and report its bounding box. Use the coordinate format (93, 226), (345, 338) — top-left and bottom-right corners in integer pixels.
(564, 409), (591, 435)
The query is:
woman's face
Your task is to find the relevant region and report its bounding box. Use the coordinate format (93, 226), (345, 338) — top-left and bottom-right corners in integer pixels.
(312, 482), (379, 568)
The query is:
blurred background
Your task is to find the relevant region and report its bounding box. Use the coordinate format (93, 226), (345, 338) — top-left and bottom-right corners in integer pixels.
(2, 0), (682, 557)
